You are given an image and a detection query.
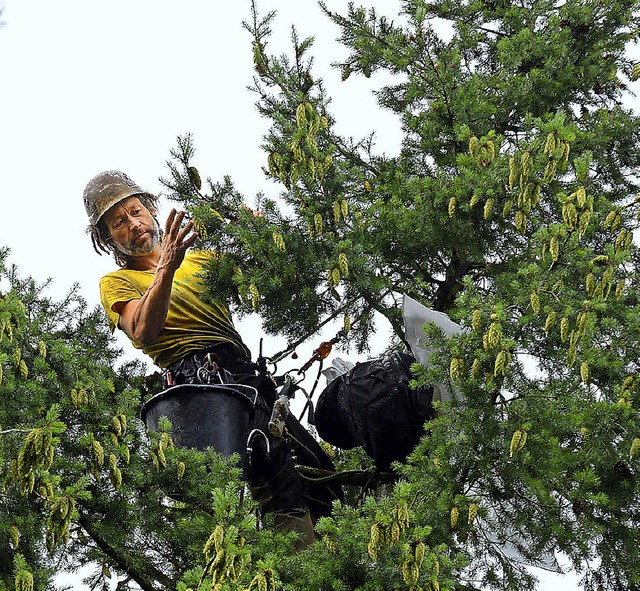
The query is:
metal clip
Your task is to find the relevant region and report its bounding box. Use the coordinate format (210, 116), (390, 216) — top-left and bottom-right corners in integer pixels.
(197, 355), (219, 384)
(246, 429), (271, 473)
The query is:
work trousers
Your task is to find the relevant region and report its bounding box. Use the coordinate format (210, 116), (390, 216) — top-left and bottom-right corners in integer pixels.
(164, 344), (342, 527)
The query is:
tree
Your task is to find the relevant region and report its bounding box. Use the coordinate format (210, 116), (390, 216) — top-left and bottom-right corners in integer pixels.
(0, 249), (295, 591)
(159, 1), (640, 589)
(4, 1), (640, 590)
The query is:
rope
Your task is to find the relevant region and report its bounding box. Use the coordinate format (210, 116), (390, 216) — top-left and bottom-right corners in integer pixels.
(295, 465), (396, 486)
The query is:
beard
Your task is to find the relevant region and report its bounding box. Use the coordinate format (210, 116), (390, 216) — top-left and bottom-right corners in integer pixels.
(115, 223), (160, 258)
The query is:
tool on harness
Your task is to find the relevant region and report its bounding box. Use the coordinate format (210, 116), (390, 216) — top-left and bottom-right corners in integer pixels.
(268, 375), (295, 438)
(161, 346), (247, 389)
(299, 337), (338, 373)
(284, 331), (346, 424)
(246, 428), (271, 474)
(196, 353), (222, 384)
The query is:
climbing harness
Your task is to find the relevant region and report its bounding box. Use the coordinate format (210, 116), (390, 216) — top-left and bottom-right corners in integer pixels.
(196, 352), (224, 384)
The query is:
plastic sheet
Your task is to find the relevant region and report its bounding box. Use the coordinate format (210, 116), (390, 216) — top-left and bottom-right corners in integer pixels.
(402, 293), (465, 402)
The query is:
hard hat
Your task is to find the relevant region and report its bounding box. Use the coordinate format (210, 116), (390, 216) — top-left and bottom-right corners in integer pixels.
(83, 170), (155, 226)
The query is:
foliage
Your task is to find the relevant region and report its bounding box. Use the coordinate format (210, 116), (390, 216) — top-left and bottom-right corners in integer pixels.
(159, 1), (640, 590)
(4, 1), (640, 590)
(0, 249), (281, 591)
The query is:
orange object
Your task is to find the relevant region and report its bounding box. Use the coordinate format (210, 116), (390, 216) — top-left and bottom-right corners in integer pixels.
(316, 341), (333, 360)
(299, 341), (333, 372)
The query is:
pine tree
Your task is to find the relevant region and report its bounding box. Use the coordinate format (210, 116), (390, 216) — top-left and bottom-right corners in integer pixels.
(0, 249), (284, 590)
(4, 1), (640, 589)
(161, 1), (640, 589)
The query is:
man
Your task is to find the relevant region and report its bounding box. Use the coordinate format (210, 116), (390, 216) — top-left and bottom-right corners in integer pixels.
(83, 170), (339, 547)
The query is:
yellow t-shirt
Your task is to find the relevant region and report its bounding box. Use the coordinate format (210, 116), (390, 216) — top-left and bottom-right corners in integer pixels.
(100, 251), (250, 368)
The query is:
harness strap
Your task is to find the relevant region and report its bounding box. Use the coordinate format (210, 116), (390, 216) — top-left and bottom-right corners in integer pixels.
(162, 343), (251, 387)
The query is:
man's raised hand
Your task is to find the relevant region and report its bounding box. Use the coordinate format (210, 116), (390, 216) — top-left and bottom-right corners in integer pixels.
(159, 209), (198, 271)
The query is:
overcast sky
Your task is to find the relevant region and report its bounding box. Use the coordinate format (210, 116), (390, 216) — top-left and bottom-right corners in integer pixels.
(4, 1), (637, 589)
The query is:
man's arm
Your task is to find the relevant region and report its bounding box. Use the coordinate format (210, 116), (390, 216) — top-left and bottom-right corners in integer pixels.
(115, 210), (197, 346)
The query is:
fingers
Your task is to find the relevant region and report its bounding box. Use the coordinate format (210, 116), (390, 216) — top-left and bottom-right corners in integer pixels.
(162, 210), (198, 257)
(239, 204), (264, 218)
(176, 218), (195, 244)
(164, 210), (193, 242)
(182, 230), (199, 249)
(164, 208), (178, 235)
(165, 209), (186, 240)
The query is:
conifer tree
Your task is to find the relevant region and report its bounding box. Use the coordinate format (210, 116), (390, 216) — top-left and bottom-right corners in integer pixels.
(4, 1), (640, 590)
(0, 250), (284, 590)
(161, 1), (640, 589)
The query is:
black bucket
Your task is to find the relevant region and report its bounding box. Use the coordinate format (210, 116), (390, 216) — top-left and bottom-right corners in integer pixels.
(140, 383), (259, 459)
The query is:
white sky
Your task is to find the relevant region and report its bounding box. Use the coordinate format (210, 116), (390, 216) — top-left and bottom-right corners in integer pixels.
(4, 1), (637, 589)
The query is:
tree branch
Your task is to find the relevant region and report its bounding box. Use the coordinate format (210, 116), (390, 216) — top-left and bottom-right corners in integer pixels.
(78, 514), (173, 591)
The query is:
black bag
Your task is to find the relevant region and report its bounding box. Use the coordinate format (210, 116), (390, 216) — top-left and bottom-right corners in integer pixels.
(313, 351), (434, 470)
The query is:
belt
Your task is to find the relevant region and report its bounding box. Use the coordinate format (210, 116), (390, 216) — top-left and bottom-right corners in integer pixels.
(163, 343), (253, 387)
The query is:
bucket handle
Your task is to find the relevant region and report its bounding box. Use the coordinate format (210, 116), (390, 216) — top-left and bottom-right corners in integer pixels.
(221, 384), (259, 407)
(246, 428), (270, 474)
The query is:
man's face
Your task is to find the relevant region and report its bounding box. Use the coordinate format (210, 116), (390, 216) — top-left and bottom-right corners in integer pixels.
(102, 196), (160, 258)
